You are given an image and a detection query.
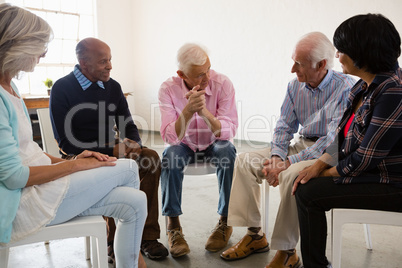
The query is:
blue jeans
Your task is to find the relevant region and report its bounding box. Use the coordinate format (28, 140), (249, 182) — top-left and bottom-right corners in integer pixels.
(161, 140), (236, 217)
(49, 159), (147, 268)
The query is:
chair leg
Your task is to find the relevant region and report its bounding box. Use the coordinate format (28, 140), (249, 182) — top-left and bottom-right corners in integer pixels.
(363, 224), (373, 250)
(261, 180), (265, 233)
(0, 247), (10, 268)
(261, 180), (270, 234)
(331, 210), (343, 268)
(91, 236), (99, 268)
(96, 235), (108, 268)
(85, 236), (91, 260)
(165, 216), (168, 235)
(91, 236), (99, 264)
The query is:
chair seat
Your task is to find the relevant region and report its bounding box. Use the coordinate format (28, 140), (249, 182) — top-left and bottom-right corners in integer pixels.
(184, 162), (216, 176)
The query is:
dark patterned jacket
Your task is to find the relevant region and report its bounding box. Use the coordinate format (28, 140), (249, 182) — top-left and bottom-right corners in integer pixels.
(326, 65), (402, 187)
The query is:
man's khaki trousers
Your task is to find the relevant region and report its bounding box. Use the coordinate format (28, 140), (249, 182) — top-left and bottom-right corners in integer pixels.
(228, 137), (316, 250)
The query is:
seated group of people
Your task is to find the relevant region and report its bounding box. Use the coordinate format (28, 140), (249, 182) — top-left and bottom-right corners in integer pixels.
(0, 3), (401, 268)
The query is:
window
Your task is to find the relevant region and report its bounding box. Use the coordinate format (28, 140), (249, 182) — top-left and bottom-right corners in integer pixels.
(6, 0), (97, 95)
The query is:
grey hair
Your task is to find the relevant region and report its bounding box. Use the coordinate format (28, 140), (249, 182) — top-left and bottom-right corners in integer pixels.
(76, 37), (95, 63)
(76, 39), (89, 62)
(0, 3), (53, 78)
(296, 32), (335, 70)
(177, 43), (209, 75)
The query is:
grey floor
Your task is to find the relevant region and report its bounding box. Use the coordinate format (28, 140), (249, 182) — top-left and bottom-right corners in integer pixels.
(6, 132), (402, 268)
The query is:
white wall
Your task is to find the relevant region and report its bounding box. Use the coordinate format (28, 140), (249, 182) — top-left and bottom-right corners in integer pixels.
(97, 0), (402, 143)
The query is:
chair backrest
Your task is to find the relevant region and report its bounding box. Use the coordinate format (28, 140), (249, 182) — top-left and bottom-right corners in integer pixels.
(36, 108), (60, 157)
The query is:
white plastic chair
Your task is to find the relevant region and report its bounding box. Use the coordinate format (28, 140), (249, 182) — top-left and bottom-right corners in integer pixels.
(165, 162), (217, 234)
(331, 208), (402, 268)
(35, 108), (106, 265)
(36, 108), (60, 157)
(0, 216), (108, 268)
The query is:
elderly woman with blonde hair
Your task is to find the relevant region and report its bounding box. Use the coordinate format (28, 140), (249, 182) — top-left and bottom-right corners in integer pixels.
(0, 3), (147, 267)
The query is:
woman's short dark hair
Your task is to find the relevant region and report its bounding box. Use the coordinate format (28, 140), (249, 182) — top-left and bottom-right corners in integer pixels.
(333, 14), (401, 74)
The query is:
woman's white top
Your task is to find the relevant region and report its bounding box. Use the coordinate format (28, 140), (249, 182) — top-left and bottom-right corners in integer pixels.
(8, 94), (70, 242)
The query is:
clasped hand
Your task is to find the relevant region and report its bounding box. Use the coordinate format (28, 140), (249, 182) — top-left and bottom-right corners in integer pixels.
(185, 85), (206, 115)
(262, 156), (289, 187)
(113, 138), (143, 160)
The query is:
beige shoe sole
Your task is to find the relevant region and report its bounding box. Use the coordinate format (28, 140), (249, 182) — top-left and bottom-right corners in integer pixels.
(220, 245), (270, 261)
(171, 248), (190, 258)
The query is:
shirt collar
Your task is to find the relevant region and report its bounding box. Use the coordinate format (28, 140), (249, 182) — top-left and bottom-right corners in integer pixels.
(73, 64), (105, 90)
(180, 79), (212, 98)
(370, 62), (400, 88)
(305, 69), (333, 92)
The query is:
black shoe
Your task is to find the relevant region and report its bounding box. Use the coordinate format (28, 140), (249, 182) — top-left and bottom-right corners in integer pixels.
(141, 240), (169, 259)
(107, 241), (116, 266)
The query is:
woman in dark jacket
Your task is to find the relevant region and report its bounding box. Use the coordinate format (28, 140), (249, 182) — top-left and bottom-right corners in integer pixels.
(293, 14), (402, 268)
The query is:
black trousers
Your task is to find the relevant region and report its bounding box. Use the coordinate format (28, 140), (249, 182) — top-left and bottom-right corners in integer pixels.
(295, 177), (402, 268)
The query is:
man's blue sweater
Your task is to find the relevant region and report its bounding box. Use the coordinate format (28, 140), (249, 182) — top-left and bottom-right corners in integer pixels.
(50, 72), (141, 156)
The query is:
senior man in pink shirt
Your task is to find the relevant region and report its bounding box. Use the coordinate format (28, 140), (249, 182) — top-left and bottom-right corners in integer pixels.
(158, 43), (238, 258)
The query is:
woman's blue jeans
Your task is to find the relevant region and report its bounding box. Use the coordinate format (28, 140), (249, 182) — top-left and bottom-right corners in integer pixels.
(49, 159), (147, 268)
(161, 140), (236, 217)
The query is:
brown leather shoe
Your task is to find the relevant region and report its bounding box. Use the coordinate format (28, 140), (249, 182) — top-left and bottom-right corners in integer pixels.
(141, 240), (169, 259)
(168, 227), (190, 258)
(205, 220), (233, 252)
(220, 233), (270, 261)
(265, 249), (301, 268)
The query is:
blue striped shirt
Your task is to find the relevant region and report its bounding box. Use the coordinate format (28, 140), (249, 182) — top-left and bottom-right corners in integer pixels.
(271, 69), (356, 164)
(73, 64), (105, 90)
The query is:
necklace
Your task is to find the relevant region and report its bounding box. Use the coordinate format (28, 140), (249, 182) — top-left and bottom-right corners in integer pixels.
(1, 84), (17, 97)
(7, 87), (17, 97)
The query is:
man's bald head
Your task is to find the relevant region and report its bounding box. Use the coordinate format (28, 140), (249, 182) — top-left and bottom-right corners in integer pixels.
(75, 37), (112, 82)
(76, 37), (109, 63)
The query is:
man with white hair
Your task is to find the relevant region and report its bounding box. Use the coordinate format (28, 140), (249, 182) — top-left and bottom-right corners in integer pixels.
(158, 43), (238, 257)
(221, 32), (355, 268)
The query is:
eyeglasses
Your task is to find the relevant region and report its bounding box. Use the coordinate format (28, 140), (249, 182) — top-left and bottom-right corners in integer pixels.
(39, 49), (48, 58)
(335, 51), (344, 57)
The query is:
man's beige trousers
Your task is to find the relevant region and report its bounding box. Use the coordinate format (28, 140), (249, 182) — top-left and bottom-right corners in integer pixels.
(228, 137), (316, 250)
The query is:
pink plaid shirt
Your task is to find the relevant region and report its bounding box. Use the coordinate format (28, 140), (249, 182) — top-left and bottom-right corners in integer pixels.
(159, 70), (238, 152)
